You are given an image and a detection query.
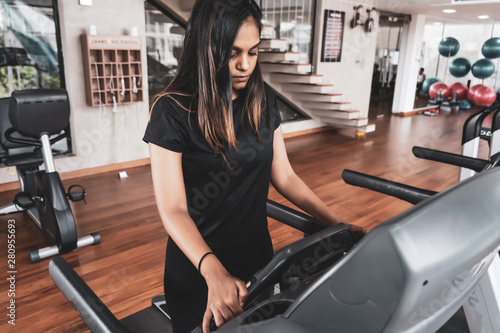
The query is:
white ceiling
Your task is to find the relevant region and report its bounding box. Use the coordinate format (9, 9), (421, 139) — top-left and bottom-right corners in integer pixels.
(375, 0), (500, 24)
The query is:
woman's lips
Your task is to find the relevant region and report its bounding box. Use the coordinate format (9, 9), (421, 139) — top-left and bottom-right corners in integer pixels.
(233, 75), (249, 82)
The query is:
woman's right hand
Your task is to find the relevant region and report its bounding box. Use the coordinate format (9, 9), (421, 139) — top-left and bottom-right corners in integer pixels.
(200, 254), (249, 332)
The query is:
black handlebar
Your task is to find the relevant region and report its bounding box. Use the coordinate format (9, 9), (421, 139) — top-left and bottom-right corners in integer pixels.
(412, 146), (490, 172)
(266, 200), (327, 235)
(342, 169), (436, 205)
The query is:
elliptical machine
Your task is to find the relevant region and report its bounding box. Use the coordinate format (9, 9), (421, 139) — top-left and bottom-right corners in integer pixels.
(0, 89), (100, 263)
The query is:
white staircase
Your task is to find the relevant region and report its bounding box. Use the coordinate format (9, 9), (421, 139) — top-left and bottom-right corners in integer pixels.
(259, 39), (375, 137)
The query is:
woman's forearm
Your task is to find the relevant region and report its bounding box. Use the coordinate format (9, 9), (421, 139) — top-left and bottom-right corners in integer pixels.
(272, 173), (343, 226)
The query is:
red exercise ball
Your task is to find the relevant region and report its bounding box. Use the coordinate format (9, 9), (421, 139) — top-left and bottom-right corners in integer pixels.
(467, 84), (486, 103)
(449, 82), (468, 100)
(474, 85), (497, 106)
(429, 82), (450, 99)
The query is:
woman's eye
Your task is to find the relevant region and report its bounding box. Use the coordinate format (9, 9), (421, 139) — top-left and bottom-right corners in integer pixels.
(249, 51), (258, 56)
(230, 53), (237, 59)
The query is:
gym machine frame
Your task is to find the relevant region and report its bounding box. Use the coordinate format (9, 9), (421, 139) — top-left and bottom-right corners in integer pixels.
(342, 102), (500, 333)
(0, 89), (101, 262)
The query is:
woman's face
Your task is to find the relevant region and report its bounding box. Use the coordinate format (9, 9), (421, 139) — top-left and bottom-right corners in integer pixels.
(230, 18), (260, 100)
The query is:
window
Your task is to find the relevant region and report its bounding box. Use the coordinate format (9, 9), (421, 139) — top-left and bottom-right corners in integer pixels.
(0, 0), (64, 98)
(144, 1), (185, 100)
(0, 0), (70, 154)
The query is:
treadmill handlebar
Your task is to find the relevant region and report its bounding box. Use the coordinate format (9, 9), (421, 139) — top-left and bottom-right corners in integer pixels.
(412, 146), (490, 172)
(342, 169), (436, 205)
(266, 199), (328, 235)
(462, 101), (500, 145)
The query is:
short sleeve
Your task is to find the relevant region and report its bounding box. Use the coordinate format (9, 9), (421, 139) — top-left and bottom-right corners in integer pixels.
(142, 96), (190, 152)
(264, 82), (281, 130)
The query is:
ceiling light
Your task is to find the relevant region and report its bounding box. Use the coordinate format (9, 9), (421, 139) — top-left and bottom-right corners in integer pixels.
(442, 9), (456, 14)
(478, 15), (490, 19)
(433, 22), (443, 25)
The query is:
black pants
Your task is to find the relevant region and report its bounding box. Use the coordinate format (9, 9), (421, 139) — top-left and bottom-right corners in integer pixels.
(163, 235), (273, 333)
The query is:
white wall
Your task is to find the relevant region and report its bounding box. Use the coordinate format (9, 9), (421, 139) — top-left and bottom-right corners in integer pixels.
(0, 0), (150, 185)
(392, 14), (426, 114)
(313, 0), (378, 119)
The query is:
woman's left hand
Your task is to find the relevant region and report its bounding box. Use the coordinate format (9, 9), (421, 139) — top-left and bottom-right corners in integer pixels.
(348, 223), (369, 236)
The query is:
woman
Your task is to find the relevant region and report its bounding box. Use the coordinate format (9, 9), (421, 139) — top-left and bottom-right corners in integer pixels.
(143, 1), (367, 332)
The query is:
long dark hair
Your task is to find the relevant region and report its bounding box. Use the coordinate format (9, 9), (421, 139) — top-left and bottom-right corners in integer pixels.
(153, 0), (265, 155)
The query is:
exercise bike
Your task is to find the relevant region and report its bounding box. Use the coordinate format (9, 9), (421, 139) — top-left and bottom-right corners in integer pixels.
(49, 167), (500, 332)
(0, 89), (101, 263)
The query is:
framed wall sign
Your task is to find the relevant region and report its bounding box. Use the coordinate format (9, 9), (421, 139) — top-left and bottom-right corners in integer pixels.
(321, 10), (345, 62)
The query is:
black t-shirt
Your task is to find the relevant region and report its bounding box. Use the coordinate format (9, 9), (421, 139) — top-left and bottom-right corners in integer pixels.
(143, 83), (281, 248)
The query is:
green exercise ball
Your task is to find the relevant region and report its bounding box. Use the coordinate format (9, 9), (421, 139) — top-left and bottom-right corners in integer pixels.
(471, 59), (495, 79)
(449, 58), (471, 77)
(438, 37), (460, 57)
(482, 37), (500, 59)
(422, 77), (441, 96)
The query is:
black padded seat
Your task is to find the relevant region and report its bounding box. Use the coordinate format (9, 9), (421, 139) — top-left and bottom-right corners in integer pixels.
(9, 89), (70, 138)
(0, 97), (43, 168)
(0, 97), (43, 167)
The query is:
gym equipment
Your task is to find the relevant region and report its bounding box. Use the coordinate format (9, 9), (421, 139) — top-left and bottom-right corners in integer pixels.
(0, 89), (101, 262)
(342, 103), (500, 333)
(422, 77), (441, 96)
(429, 82), (450, 99)
(50, 169), (500, 332)
(420, 101), (500, 180)
(341, 104), (500, 204)
(467, 84), (485, 104)
(473, 85), (497, 107)
(439, 93), (460, 112)
(449, 82), (468, 100)
(349, 5), (363, 29)
(482, 37), (500, 59)
(471, 58), (495, 79)
(49, 199), (356, 332)
(364, 8), (376, 33)
(438, 37), (460, 57)
(449, 58), (471, 78)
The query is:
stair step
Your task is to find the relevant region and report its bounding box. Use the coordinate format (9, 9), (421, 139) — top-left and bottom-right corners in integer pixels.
(259, 51), (300, 62)
(283, 83), (335, 94)
(305, 101), (353, 111)
(293, 93), (343, 102)
(311, 110), (360, 119)
(270, 73), (323, 84)
(339, 124), (376, 137)
(260, 38), (287, 50)
(260, 62), (312, 73)
(320, 117), (368, 127)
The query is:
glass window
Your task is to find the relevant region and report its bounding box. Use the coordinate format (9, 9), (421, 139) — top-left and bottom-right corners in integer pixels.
(144, 2), (185, 100)
(260, 0), (316, 64)
(0, 0), (63, 98)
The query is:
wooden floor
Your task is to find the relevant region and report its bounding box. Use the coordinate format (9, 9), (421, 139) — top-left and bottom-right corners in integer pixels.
(0, 107), (491, 332)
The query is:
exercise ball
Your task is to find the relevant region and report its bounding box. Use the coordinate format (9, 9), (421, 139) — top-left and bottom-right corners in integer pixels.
(449, 58), (471, 77)
(429, 82), (450, 99)
(422, 77), (441, 95)
(473, 85), (497, 106)
(438, 37), (460, 57)
(471, 59), (495, 79)
(481, 37), (500, 59)
(467, 84), (485, 103)
(449, 82), (468, 100)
